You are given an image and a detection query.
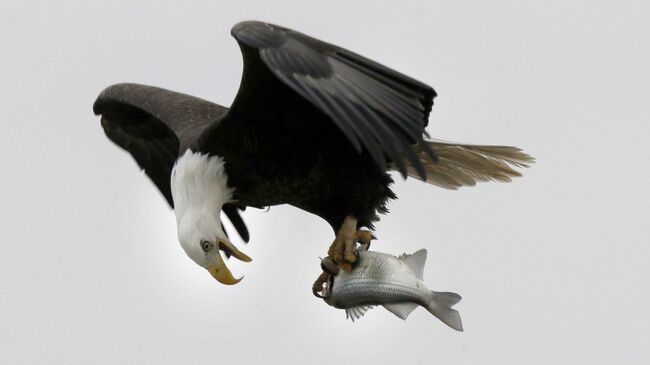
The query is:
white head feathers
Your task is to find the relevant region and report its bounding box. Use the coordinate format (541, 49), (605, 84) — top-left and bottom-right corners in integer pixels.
(171, 150), (232, 267)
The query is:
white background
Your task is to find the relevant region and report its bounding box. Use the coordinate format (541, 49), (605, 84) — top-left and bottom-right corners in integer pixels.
(1, 1), (648, 364)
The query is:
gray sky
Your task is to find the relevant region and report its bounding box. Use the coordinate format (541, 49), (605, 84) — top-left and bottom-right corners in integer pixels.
(1, 1), (648, 364)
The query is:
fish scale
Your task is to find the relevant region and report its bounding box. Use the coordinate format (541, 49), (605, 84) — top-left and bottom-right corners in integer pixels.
(323, 249), (464, 331)
(327, 252), (429, 308)
(332, 282), (428, 307)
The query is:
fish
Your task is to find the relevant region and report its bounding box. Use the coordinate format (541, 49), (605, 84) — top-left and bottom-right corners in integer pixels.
(321, 248), (463, 331)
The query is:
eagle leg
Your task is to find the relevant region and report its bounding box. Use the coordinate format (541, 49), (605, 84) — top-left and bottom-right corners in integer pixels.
(313, 216), (376, 297)
(328, 216), (359, 271)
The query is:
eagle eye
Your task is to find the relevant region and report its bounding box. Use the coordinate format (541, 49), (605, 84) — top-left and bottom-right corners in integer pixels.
(200, 240), (214, 252)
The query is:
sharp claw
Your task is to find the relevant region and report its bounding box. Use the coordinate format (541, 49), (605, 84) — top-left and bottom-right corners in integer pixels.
(358, 242), (370, 251)
(312, 288), (324, 299)
(312, 271), (331, 298)
(355, 230), (374, 245)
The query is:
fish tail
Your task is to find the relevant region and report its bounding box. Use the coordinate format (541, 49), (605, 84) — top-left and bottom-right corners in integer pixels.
(425, 291), (463, 331)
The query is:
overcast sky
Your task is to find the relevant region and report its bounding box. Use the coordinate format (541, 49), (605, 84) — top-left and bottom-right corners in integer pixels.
(1, 1), (648, 364)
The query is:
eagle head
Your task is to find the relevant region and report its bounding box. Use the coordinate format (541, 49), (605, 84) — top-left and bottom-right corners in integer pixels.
(176, 213), (251, 285)
(171, 150), (251, 285)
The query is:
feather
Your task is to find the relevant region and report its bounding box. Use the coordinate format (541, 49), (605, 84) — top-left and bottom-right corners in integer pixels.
(230, 21), (435, 176)
(402, 140), (534, 189)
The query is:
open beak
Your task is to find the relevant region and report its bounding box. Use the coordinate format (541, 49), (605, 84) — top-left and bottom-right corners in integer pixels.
(207, 239), (252, 285)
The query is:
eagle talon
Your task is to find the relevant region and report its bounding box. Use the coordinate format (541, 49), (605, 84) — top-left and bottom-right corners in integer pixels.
(338, 262), (353, 272)
(312, 271), (330, 298)
(326, 216), (376, 272)
(316, 217), (376, 295)
(343, 238), (357, 264)
(355, 230), (374, 245)
(312, 289), (324, 299)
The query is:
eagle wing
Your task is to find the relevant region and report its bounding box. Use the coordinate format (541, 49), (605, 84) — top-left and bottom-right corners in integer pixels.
(93, 83), (250, 242)
(223, 21), (437, 178)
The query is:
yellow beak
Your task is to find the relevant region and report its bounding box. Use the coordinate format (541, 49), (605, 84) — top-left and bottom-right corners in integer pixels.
(207, 239), (252, 285)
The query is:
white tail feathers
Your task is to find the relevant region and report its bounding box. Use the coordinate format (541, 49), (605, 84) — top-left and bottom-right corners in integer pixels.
(427, 291), (463, 331)
(406, 140), (534, 190)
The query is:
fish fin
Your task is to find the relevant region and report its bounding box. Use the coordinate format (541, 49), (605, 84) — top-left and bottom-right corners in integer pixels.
(345, 305), (374, 322)
(432, 291), (462, 306)
(426, 291), (463, 331)
(399, 249), (427, 279)
(383, 303), (419, 320)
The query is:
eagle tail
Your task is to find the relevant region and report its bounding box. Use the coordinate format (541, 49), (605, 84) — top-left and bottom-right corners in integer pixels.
(405, 140), (534, 189)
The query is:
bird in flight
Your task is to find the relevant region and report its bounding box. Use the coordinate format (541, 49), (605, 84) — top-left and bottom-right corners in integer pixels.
(93, 21), (533, 292)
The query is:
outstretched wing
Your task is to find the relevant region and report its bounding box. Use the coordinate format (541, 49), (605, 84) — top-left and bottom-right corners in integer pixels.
(93, 83), (249, 242)
(224, 21), (437, 178)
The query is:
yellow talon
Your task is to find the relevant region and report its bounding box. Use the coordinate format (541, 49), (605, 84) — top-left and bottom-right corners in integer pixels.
(326, 216), (375, 271)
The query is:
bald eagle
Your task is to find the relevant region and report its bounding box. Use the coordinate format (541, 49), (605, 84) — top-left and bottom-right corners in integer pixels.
(93, 21), (533, 290)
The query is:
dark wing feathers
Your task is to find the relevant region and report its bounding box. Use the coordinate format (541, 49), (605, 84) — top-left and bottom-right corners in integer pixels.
(97, 96), (178, 206)
(93, 83), (249, 242)
(94, 21), (439, 242)
(231, 21), (437, 178)
(94, 83), (227, 153)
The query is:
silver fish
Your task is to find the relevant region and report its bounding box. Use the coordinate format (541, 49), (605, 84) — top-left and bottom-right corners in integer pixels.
(322, 248), (463, 331)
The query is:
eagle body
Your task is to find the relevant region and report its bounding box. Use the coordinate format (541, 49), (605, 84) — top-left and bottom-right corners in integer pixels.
(93, 21), (533, 282)
(195, 74), (394, 230)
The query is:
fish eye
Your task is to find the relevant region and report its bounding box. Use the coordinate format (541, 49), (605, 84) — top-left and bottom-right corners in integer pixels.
(200, 240), (214, 252)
